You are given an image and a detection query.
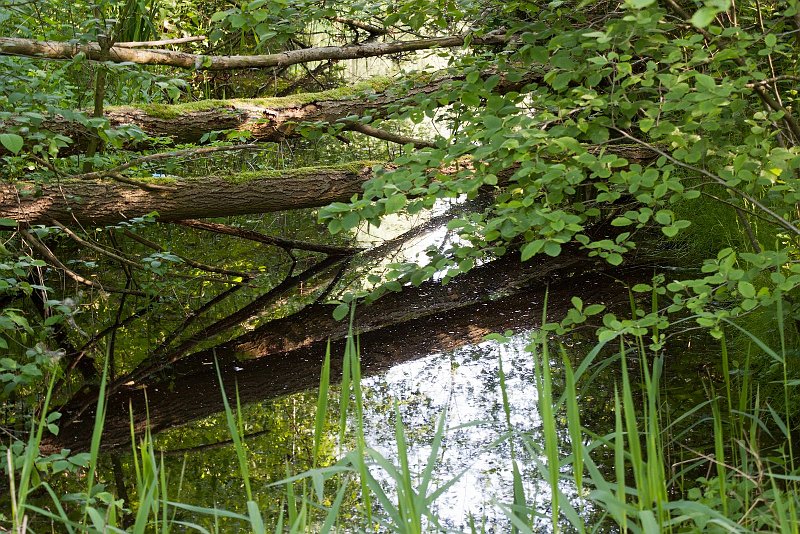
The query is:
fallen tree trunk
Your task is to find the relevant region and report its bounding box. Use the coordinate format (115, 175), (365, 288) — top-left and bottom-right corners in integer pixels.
(197, 248), (591, 359)
(0, 163), (374, 225)
(43, 255), (643, 453)
(0, 142), (658, 225)
(0, 33), (508, 71)
(122, 246), (594, 383)
(24, 71), (536, 152)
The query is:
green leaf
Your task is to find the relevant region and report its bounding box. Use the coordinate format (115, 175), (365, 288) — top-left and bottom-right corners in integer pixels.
(584, 304), (606, 315)
(484, 115), (502, 130)
(690, 7), (719, 28)
(661, 225), (679, 237)
(627, 0), (656, 7)
(340, 211), (360, 231)
(544, 241), (562, 257)
(0, 134), (24, 155)
(520, 240), (543, 261)
(332, 303), (349, 321)
(383, 193), (407, 214)
(654, 210), (672, 225)
(737, 280), (756, 299)
(0, 218), (16, 227)
(327, 219), (342, 234)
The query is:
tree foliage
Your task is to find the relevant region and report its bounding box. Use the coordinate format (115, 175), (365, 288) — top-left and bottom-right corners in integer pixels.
(2, 0), (800, 529)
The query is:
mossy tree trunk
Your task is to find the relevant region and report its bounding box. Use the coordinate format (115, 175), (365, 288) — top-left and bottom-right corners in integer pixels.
(21, 71), (536, 153)
(0, 164), (374, 225)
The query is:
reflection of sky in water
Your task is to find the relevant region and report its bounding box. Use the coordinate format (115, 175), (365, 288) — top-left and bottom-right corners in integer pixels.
(359, 331), (580, 531)
(355, 198), (469, 285)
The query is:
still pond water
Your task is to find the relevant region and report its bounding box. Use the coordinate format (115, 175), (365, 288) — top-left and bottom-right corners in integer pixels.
(133, 282), (710, 532)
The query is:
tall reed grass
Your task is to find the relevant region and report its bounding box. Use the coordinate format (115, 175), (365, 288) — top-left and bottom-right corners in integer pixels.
(4, 301), (800, 532)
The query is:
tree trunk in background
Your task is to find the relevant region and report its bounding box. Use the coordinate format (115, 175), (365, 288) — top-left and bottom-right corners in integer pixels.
(0, 34), (509, 70)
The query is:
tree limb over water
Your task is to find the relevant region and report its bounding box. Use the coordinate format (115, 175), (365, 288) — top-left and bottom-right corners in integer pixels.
(0, 164), (376, 225)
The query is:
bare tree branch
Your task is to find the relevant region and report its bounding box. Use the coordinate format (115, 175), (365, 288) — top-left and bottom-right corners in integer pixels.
(19, 228), (148, 296)
(0, 33), (510, 71)
(121, 228), (254, 278)
(344, 121), (436, 148)
(329, 17), (390, 36)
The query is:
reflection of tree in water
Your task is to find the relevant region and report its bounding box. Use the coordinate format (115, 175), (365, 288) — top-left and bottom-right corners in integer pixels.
(39, 260), (714, 531)
(39, 244), (665, 530)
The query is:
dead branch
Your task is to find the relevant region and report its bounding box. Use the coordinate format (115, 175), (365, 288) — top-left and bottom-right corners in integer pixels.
(329, 17), (390, 36)
(121, 228), (254, 278)
(125, 254), (346, 383)
(50, 219), (147, 272)
(0, 33), (510, 71)
(19, 228), (148, 296)
(147, 283), (246, 361)
(344, 121), (436, 148)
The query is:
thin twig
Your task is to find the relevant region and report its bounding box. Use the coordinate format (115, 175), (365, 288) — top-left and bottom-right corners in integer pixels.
(50, 219), (146, 272)
(344, 121), (437, 149)
(19, 228), (147, 296)
(744, 75), (800, 88)
(122, 229), (253, 278)
(52, 220), (244, 285)
(175, 219), (362, 255)
(663, 0), (800, 142)
(148, 283), (246, 361)
(328, 17), (389, 36)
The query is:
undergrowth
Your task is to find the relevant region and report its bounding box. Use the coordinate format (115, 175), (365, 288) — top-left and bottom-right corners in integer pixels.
(2, 292), (799, 532)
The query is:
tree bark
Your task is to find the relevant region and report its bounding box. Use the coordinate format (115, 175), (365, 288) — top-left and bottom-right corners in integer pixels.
(202, 248), (591, 359)
(0, 141), (658, 225)
(0, 164), (374, 225)
(0, 33), (509, 71)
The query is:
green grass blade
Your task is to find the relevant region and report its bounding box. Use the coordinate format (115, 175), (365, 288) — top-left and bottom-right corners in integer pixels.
(562, 349), (584, 498)
(313, 342), (332, 467)
(214, 358), (252, 501)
